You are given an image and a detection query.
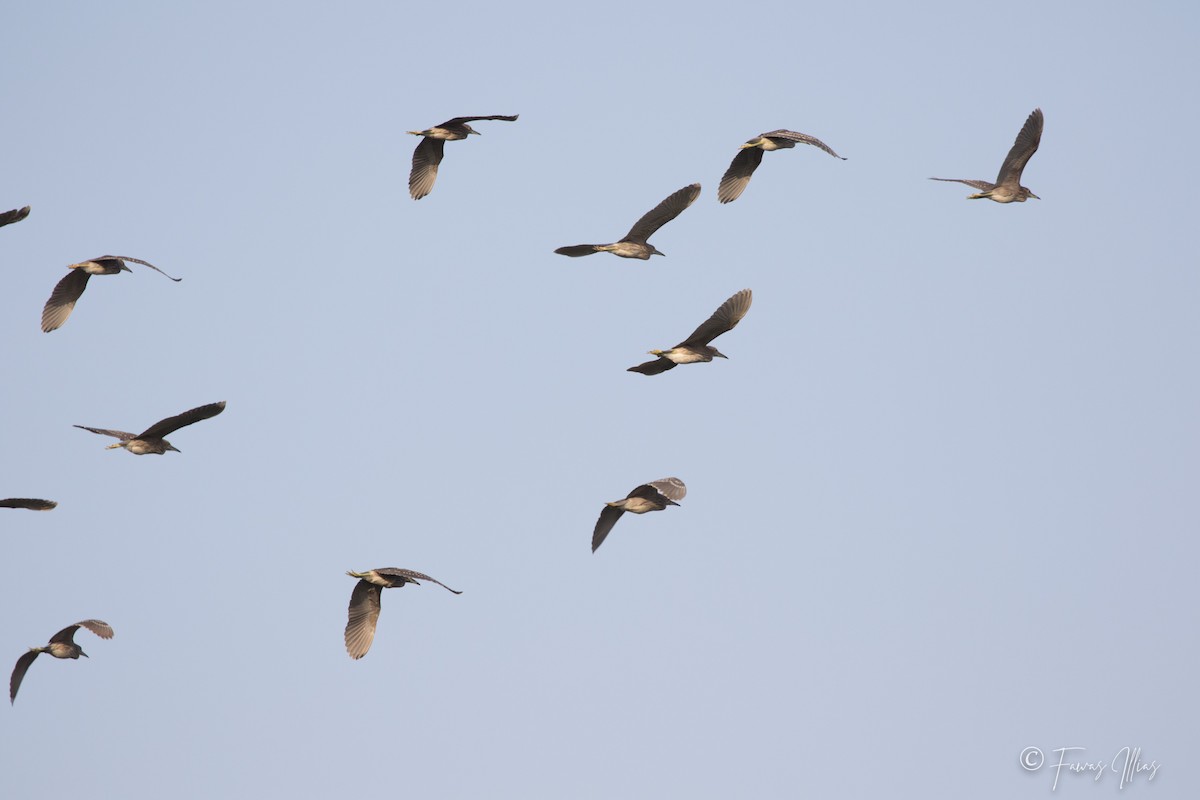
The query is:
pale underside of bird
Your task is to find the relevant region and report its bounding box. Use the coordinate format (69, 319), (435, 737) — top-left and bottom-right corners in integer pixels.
(555, 183), (701, 260)
(0, 498), (57, 511)
(0, 206), (30, 228)
(718, 130), (846, 204)
(592, 477), (687, 552)
(628, 288), (753, 375)
(930, 107), (1043, 202)
(41, 255), (182, 333)
(407, 114), (519, 200)
(10, 619), (113, 703)
(75, 401), (226, 455)
(344, 568), (462, 659)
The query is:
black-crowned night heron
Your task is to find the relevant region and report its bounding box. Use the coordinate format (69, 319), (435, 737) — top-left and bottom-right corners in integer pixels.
(344, 568), (462, 659)
(593, 478), (686, 552)
(41, 255), (181, 333)
(931, 108), (1043, 202)
(718, 131), (845, 204)
(407, 115), (519, 200)
(0, 498), (57, 511)
(555, 183), (701, 260)
(628, 289), (752, 376)
(0, 206), (30, 228)
(75, 401), (226, 455)
(10, 620), (113, 704)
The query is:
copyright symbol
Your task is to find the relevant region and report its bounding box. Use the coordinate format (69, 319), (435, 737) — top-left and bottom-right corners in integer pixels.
(1020, 746), (1044, 771)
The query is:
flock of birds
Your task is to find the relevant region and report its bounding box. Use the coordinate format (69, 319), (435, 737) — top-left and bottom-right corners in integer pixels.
(4, 106), (1044, 700)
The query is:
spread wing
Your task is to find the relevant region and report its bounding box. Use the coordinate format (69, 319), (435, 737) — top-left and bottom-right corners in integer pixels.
(98, 255), (182, 281)
(409, 136), (446, 200)
(74, 425), (137, 441)
(929, 177), (996, 191)
(42, 269), (91, 333)
(592, 505), (625, 552)
(0, 498), (57, 511)
(10, 650), (40, 703)
(439, 115), (519, 126)
(554, 244), (601, 257)
(760, 130), (845, 159)
(627, 356), (677, 375)
(717, 148), (764, 204)
(624, 183), (701, 243)
(995, 108), (1043, 188)
(345, 580), (382, 659)
(0, 206), (30, 228)
(73, 620), (114, 640)
(373, 568), (462, 594)
(139, 401), (226, 439)
(645, 477), (686, 502)
(679, 289), (752, 348)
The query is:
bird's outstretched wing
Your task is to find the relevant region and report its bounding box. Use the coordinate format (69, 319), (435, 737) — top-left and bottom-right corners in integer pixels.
(74, 425), (137, 441)
(374, 567), (463, 594)
(718, 148), (765, 204)
(592, 505), (625, 552)
(139, 401), (226, 439)
(679, 289), (753, 348)
(554, 244), (601, 258)
(9, 650), (40, 703)
(93, 256), (181, 281)
(0, 206), (30, 228)
(439, 115), (519, 126)
(995, 108), (1043, 189)
(624, 183), (701, 243)
(410, 137), (445, 200)
(644, 477), (687, 503)
(627, 356), (676, 375)
(0, 498), (57, 511)
(929, 177), (996, 191)
(42, 269), (91, 333)
(345, 580), (382, 660)
(760, 130), (845, 160)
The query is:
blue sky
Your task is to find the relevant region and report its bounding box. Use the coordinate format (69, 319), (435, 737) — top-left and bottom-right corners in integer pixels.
(2, 2), (1196, 797)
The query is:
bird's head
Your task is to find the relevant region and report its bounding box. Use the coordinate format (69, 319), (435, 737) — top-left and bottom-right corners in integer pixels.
(1028, 190), (1041, 200)
(79, 649), (89, 658)
(712, 348), (729, 359)
(119, 263), (132, 273)
(165, 442), (181, 453)
(464, 124), (481, 136)
(650, 247), (665, 257)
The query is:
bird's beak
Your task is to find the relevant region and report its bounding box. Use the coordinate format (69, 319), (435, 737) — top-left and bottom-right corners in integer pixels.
(167, 444), (181, 453)
(80, 651), (89, 658)
(651, 248), (665, 257)
(1031, 192), (1041, 200)
(666, 499), (680, 507)
(120, 265), (132, 272)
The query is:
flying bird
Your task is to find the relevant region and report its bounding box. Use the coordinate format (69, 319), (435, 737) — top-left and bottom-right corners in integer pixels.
(930, 108), (1044, 202)
(718, 130), (845, 203)
(628, 289), (752, 376)
(10, 620), (113, 703)
(555, 183), (701, 260)
(0, 206), (30, 228)
(0, 498), (57, 511)
(344, 568), (462, 659)
(75, 401), (226, 455)
(593, 478), (686, 552)
(407, 114), (519, 200)
(41, 255), (182, 333)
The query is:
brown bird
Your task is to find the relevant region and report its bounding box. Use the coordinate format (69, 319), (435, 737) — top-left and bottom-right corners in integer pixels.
(931, 108), (1044, 202)
(75, 401), (226, 455)
(592, 478), (686, 552)
(42, 255), (181, 332)
(10, 620), (113, 703)
(555, 183), (701, 260)
(0, 498), (57, 511)
(344, 568), (462, 659)
(407, 115), (519, 200)
(628, 289), (752, 376)
(0, 206), (30, 228)
(718, 130), (845, 203)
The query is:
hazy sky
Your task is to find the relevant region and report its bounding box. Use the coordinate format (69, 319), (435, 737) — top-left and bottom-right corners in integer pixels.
(2, 2), (1197, 797)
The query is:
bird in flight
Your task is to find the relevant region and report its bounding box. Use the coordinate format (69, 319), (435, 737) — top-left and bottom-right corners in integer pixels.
(930, 108), (1044, 202)
(592, 478), (686, 552)
(10, 620), (113, 704)
(42, 255), (181, 332)
(75, 401), (226, 455)
(344, 568), (462, 659)
(407, 115), (519, 200)
(628, 289), (752, 376)
(555, 183), (701, 260)
(718, 130), (845, 204)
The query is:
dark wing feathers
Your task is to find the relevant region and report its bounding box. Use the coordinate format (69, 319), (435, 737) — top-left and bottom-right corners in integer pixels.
(138, 401), (226, 440)
(96, 255), (182, 281)
(0, 206), (30, 228)
(345, 580), (382, 660)
(409, 137), (445, 200)
(42, 269), (91, 333)
(928, 177), (996, 191)
(440, 115), (519, 126)
(74, 425), (137, 441)
(592, 505), (625, 552)
(374, 568), (463, 594)
(680, 289), (753, 347)
(717, 148), (764, 204)
(995, 108), (1043, 188)
(761, 130), (846, 159)
(627, 357), (677, 375)
(646, 477), (687, 502)
(624, 183), (701, 243)
(0, 498), (57, 511)
(554, 244), (601, 258)
(10, 650), (40, 703)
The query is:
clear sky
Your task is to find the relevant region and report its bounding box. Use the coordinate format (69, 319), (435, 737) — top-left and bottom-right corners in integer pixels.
(2, 2), (1196, 797)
